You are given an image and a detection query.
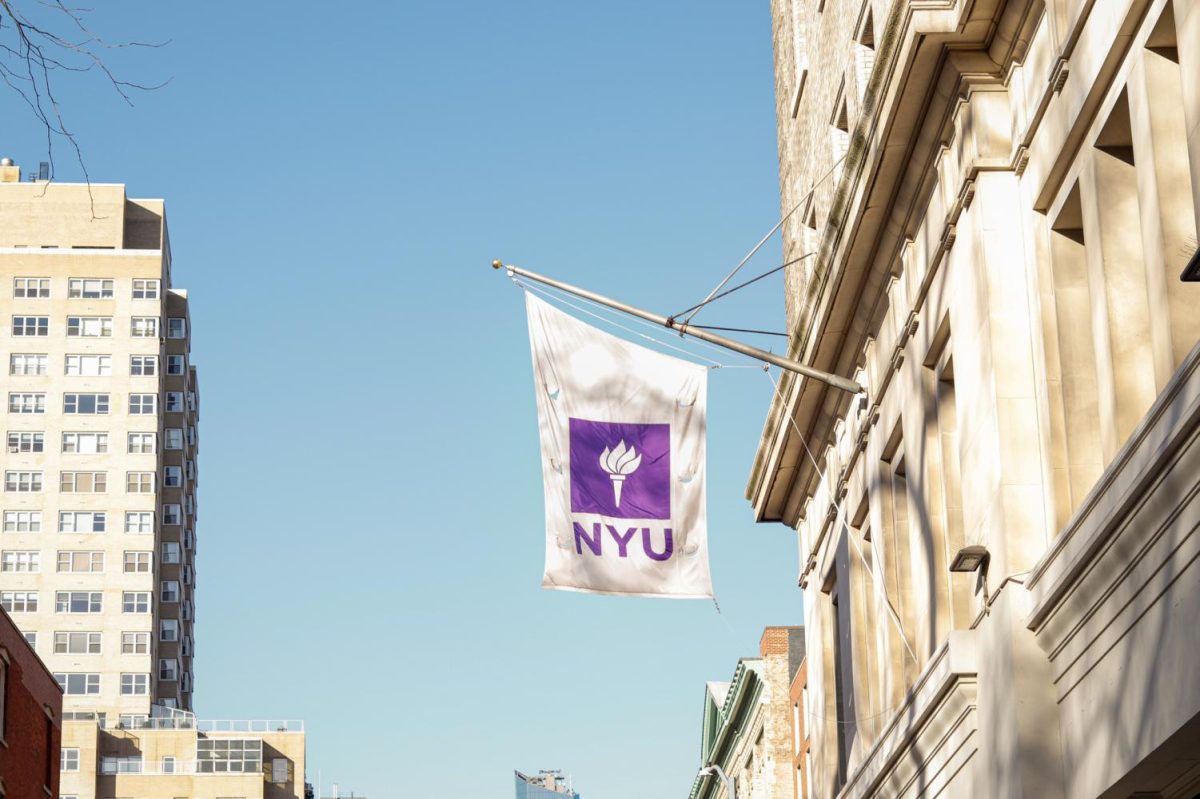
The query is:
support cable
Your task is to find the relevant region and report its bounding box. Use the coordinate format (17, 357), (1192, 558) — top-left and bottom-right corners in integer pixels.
(677, 152), (847, 326)
(763, 367), (920, 667)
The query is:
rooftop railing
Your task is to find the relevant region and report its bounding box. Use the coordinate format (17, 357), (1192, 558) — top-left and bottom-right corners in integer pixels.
(63, 714), (304, 733)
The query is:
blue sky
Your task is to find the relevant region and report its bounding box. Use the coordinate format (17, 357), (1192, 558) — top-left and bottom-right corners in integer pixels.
(4, 2), (802, 795)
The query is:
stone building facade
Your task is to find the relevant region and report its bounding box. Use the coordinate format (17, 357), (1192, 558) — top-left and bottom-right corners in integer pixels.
(751, 0), (1200, 796)
(691, 627), (805, 799)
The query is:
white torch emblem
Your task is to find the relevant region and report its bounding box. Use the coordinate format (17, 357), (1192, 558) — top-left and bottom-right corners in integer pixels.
(599, 440), (642, 507)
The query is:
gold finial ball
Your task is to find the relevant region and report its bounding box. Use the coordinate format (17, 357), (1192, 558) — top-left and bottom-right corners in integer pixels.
(492, 259), (504, 270)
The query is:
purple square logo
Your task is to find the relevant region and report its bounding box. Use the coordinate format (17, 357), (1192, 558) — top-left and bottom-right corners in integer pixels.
(569, 417), (671, 520)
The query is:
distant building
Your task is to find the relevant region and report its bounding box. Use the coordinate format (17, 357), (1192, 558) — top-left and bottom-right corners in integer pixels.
(515, 769), (580, 799)
(787, 658), (811, 799)
(0, 604), (63, 798)
(690, 626), (805, 799)
(59, 711), (306, 799)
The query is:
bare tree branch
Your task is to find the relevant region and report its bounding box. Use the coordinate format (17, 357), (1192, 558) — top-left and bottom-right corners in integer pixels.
(0, 0), (168, 215)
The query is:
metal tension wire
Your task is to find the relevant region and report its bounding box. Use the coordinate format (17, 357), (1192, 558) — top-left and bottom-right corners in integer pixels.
(492, 260), (865, 396)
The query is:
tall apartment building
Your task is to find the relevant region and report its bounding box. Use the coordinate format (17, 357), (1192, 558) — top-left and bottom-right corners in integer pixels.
(0, 160), (307, 799)
(752, 0), (1200, 795)
(0, 158), (198, 723)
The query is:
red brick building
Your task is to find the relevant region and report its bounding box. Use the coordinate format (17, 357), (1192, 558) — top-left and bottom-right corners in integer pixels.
(0, 606), (62, 798)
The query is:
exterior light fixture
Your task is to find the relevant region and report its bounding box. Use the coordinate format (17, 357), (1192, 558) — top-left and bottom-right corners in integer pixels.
(1182, 246), (1200, 282)
(698, 764), (736, 799)
(949, 544), (990, 573)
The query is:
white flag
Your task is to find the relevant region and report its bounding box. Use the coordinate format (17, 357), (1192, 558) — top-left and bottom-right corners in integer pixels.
(526, 292), (712, 598)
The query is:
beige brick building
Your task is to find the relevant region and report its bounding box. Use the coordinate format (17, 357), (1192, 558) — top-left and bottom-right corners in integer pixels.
(0, 161), (198, 722)
(0, 160), (306, 799)
(690, 627), (805, 799)
(751, 0), (1200, 796)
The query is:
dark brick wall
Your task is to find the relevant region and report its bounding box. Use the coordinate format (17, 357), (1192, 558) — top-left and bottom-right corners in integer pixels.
(0, 606), (62, 798)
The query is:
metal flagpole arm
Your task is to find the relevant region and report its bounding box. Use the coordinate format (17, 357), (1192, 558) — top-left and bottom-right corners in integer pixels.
(493, 260), (865, 396)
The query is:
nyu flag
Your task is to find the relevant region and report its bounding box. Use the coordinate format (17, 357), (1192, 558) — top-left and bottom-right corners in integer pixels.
(526, 293), (712, 598)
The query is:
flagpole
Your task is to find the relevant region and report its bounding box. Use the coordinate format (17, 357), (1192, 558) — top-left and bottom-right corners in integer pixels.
(493, 260), (865, 396)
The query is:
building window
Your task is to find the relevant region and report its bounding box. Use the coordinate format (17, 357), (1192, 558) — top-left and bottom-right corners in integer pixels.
(163, 466), (182, 488)
(127, 432), (156, 454)
(196, 738), (263, 773)
(161, 755), (176, 774)
(56, 551), (104, 573)
(120, 632), (150, 654)
(13, 278), (50, 298)
(4, 471), (43, 492)
(166, 354), (185, 375)
(100, 756), (144, 774)
(11, 316), (49, 336)
(161, 541), (180, 564)
(124, 512), (154, 534)
(8, 393), (46, 414)
(67, 278), (113, 299)
(123, 551), (152, 573)
(129, 355), (158, 376)
(165, 392), (183, 412)
(161, 580), (180, 602)
(2, 511), (41, 532)
(270, 757), (291, 785)
(187, 426), (196, 446)
(159, 619), (179, 641)
(831, 94), (850, 174)
(54, 673), (100, 695)
(60, 471), (106, 493)
(59, 511), (106, 533)
(132, 279), (159, 300)
(186, 392), (196, 411)
(181, 669), (192, 690)
(62, 432), (108, 454)
(120, 673), (149, 695)
(63, 393), (109, 414)
(182, 600), (192, 620)
(164, 428), (183, 450)
(22, 631), (36, 649)
(185, 460), (195, 480)
(0, 591), (38, 612)
(7, 431), (44, 453)
(55, 591), (102, 613)
(126, 472), (155, 493)
(61, 747), (81, 770)
(183, 529), (194, 550)
(66, 316), (112, 337)
(65, 354), (112, 376)
(183, 564), (194, 585)
(54, 632), (101, 654)
(162, 504), (181, 525)
(129, 394), (157, 415)
(121, 592), (150, 613)
(130, 317), (159, 337)
(182, 637), (192, 657)
(1, 551), (40, 572)
(167, 318), (187, 339)
(9, 353), (48, 375)
(158, 658), (178, 681)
